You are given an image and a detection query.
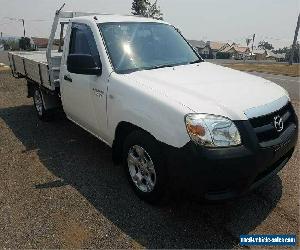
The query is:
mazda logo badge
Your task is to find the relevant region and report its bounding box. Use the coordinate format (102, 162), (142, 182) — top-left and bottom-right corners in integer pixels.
(274, 115), (284, 132)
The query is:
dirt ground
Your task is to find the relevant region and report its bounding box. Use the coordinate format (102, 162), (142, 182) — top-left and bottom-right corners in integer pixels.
(0, 71), (299, 248)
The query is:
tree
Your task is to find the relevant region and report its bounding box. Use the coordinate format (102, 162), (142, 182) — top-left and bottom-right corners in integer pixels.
(131, 0), (163, 20)
(272, 44), (299, 62)
(286, 42), (300, 63)
(216, 52), (231, 59)
(147, 0), (163, 20)
(273, 47), (289, 54)
(132, 0), (150, 16)
(19, 37), (31, 50)
(258, 40), (274, 50)
(2, 40), (19, 50)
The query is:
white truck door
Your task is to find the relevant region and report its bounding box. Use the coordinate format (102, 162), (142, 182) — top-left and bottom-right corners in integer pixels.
(61, 23), (107, 136)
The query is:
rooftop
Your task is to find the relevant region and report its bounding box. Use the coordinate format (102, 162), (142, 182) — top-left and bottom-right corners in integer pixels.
(251, 49), (266, 55)
(73, 14), (167, 25)
(188, 40), (206, 48)
(207, 41), (229, 51)
(31, 37), (49, 48)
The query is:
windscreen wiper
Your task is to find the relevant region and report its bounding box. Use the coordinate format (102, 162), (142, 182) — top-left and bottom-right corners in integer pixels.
(189, 59), (203, 64)
(152, 64), (177, 69)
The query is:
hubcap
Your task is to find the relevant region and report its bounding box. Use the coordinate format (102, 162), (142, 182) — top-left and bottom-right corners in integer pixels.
(34, 90), (43, 116)
(127, 145), (157, 193)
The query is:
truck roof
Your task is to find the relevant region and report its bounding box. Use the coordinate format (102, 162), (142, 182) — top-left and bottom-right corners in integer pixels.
(72, 14), (168, 25)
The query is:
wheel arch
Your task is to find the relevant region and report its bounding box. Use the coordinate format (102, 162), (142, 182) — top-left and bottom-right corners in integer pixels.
(112, 121), (157, 163)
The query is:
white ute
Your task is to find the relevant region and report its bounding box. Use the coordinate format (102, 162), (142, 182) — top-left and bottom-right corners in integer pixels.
(8, 8), (298, 203)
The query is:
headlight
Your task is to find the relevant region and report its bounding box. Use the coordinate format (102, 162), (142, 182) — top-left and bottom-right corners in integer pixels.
(185, 114), (241, 147)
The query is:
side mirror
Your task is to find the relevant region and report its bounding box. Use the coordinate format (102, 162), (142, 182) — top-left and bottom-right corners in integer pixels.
(67, 54), (102, 75)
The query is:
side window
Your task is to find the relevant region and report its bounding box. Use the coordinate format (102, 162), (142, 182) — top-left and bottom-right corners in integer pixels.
(69, 23), (101, 67)
(69, 28), (91, 54)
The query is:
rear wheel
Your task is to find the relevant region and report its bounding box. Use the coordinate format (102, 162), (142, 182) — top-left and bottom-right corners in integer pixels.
(123, 130), (168, 204)
(33, 88), (53, 121)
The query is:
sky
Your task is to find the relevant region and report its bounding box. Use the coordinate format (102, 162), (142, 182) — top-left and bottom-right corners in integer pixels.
(0, 0), (299, 49)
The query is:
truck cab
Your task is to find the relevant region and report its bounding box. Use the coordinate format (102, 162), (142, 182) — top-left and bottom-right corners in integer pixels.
(8, 10), (298, 204)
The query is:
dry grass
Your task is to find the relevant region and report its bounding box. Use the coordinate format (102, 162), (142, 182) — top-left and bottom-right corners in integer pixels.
(0, 63), (10, 72)
(224, 63), (300, 77)
(0, 67), (10, 72)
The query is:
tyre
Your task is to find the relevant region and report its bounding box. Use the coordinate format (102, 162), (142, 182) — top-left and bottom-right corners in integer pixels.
(123, 130), (168, 204)
(33, 88), (53, 121)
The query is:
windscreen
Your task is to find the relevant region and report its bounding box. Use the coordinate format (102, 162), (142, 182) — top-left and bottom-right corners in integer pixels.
(98, 22), (202, 74)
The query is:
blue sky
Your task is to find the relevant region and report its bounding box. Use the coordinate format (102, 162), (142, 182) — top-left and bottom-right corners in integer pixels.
(0, 0), (299, 48)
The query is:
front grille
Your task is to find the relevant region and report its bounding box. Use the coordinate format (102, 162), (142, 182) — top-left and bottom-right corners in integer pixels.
(249, 102), (297, 143)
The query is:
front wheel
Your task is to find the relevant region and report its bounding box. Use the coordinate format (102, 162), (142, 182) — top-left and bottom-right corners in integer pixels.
(123, 130), (168, 204)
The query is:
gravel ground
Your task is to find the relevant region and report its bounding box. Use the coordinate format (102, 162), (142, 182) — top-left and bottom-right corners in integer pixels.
(0, 52), (9, 66)
(0, 71), (299, 249)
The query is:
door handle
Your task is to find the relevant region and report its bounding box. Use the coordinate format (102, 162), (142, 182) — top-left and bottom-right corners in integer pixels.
(64, 74), (72, 82)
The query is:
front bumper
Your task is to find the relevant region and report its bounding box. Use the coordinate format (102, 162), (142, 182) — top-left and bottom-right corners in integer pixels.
(163, 118), (298, 201)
